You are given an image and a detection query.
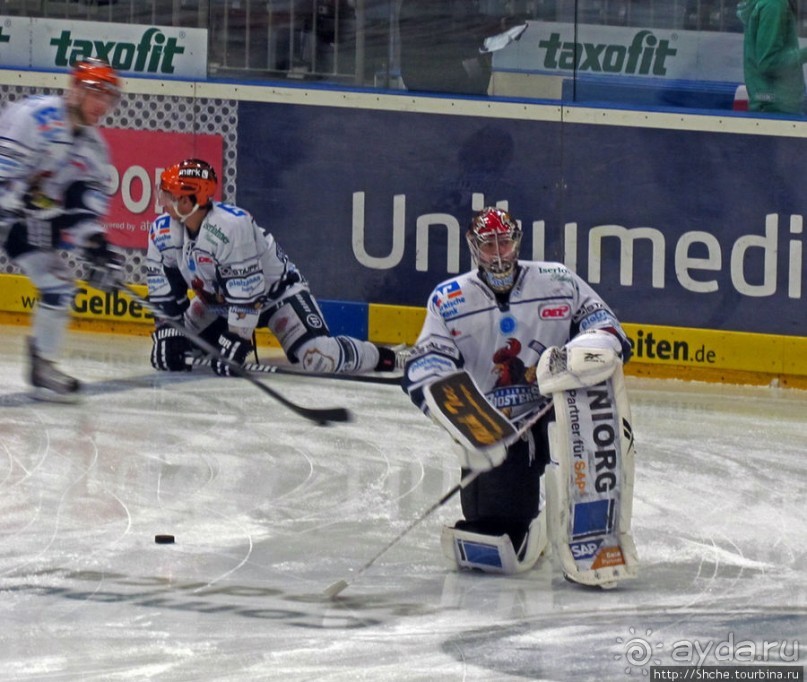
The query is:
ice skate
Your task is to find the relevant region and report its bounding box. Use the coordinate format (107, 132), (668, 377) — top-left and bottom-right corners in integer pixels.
(28, 338), (81, 403)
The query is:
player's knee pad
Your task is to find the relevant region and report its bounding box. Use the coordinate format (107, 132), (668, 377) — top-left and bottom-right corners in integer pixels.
(441, 515), (547, 575)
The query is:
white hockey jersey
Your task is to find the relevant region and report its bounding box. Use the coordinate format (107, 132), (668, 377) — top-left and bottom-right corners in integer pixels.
(402, 262), (631, 425)
(0, 94), (112, 223)
(146, 202), (304, 330)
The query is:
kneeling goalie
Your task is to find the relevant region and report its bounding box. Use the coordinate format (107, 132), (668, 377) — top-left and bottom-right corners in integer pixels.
(402, 207), (638, 587)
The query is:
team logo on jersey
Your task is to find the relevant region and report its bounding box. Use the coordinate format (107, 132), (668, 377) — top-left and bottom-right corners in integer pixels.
(487, 338), (543, 417)
(539, 303), (571, 320)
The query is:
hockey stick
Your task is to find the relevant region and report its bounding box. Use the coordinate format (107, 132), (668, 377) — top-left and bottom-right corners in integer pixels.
(122, 285), (351, 425)
(188, 356), (402, 385)
(323, 406), (550, 598)
(323, 469), (482, 599)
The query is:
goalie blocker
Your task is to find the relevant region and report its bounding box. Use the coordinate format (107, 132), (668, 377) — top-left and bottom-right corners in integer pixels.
(424, 365), (638, 586)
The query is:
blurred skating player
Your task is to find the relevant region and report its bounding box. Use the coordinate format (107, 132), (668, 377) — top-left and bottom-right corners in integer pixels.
(0, 58), (124, 402)
(402, 207), (632, 575)
(146, 158), (406, 376)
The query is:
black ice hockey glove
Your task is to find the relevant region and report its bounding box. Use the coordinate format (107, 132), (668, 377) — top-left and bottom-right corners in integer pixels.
(151, 324), (192, 372)
(212, 330), (253, 377)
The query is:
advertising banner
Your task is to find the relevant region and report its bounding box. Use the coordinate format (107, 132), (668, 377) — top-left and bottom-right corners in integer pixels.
(103, 129), (223, 249)
(0, 16), (208, 79)
(493, 22), (746, 84)
(236, 101), (806, 338)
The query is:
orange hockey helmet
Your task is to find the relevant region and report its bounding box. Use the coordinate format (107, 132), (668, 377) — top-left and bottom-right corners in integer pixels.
(159, 159), (218, 208)
(71, 58), (121, 98)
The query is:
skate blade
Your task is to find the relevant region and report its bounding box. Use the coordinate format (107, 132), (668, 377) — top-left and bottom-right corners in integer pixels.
(31, 387), (82, 404)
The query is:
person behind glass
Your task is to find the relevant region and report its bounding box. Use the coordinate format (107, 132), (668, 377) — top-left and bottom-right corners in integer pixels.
(0, 58), (123, 402)
(147, 159), (405, 377)
(401, 207), (631, 574)
(738, 0), (807, 115)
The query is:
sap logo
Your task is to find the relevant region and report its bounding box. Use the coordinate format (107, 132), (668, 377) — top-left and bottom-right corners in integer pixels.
(540, 303), (571, 320)
(570, 540), (601, 560)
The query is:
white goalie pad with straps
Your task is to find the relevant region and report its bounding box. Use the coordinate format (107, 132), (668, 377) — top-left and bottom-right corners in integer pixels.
(545, 363), (638, 588)
(441, 514), (548, 575)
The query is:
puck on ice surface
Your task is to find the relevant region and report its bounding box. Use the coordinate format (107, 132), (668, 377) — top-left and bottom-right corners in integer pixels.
(155, 534), (175, 544)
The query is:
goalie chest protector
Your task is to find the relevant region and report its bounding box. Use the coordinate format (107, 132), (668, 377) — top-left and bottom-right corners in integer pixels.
(545, 364), (639, 587)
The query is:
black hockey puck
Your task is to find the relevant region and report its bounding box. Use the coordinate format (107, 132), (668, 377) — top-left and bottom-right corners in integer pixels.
(155, 534), (175, 544)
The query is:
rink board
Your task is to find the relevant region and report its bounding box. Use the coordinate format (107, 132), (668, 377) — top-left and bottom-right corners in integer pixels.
(1, 272), (806, 384)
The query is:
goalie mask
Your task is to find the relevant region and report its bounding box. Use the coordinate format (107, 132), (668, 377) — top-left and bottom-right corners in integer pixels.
(467, 207), (522, 293)
(158, 159), (218, 222)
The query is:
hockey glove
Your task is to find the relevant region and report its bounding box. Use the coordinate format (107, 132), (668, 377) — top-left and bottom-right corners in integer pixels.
(211, 330), (253, 377)
(84, 234), (125, 292)
(151, 324), (192, 372)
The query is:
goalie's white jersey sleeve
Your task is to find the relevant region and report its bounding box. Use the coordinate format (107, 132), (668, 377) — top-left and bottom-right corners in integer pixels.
(402, 262), (630, 425)
(0, 94), (112, 220)
(146, 202), (304, 331)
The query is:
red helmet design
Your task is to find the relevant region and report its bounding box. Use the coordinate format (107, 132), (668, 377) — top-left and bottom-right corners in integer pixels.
(160, 159), (218, 207)
(71, 58), (121, 97)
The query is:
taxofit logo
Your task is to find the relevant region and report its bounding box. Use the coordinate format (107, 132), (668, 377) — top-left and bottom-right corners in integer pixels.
(50, 27), (186, 74)
(538, 30), (677, 76)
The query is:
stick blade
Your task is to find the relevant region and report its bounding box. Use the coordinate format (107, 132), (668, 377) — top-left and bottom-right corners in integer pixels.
(323, 579), (350, 599)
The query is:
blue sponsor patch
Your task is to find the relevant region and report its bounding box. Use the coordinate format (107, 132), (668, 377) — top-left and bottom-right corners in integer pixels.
(457, 539), (504, 568)
(433, 281), (465, 320)
(571, 499), (616, 540)
(580, 309), (616, 330)
(407, 355), (456, 383)
(226, 273), (265, 299)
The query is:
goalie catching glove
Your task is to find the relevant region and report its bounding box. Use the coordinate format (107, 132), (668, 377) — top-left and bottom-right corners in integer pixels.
(536, 329), (623, 395)
(211, 330), (253, 377)
(151, 324), (192, 372)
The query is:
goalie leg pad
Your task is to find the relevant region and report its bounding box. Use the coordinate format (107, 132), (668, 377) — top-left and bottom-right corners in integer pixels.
(545, 364), (639, 588)
(441, 514), (547, 574)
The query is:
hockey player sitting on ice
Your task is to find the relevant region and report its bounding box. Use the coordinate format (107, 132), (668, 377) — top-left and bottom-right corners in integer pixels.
(402, 207), (632, 580)
(147, 158), (406, 376)
(0, 58), (124, 402)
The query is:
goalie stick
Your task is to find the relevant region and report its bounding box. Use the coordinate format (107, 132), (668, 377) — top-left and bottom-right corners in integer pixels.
(188, 356), (402, 385)
(323, 469), (482, 599)
(122, 285), (351, 425)
(324, 372), (549, 598)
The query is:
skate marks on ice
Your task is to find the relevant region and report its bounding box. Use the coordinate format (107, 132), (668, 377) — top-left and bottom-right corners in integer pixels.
(1, 325), (806, 679)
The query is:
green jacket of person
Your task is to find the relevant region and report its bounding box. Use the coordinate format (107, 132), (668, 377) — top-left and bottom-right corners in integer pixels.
(738, 0), (807, 114)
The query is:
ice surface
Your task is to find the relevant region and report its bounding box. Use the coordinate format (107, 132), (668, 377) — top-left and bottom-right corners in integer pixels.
(0, 324), (805, 681)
